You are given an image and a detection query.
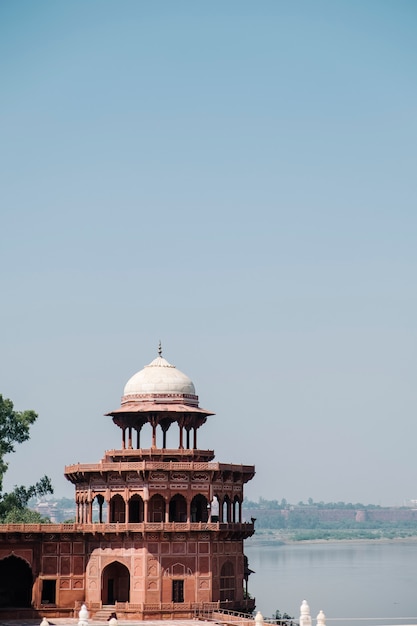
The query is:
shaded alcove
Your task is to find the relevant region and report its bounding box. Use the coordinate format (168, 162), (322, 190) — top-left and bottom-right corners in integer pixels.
(220, 561), (235, 601)
(128, 494), (144, 522)
(191, 494), (209, 522)
(0, 555), (33, 607)
(101, 562), (130, 604)
(169, 494), (187, 522)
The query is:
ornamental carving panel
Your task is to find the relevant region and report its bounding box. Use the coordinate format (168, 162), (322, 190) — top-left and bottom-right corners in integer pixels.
(171, 472), (188, 482)
(109, 474), (125, 485)
(147, 558), (159, 576)
(134, 561), (143, 577)
(43, 557), (58, 574)
(73, 542), (85, 554)
(127, 472), (143, 483)
(172, 542), (186, 554)
(192, 472), (209, 481)
(60, 543), (71, 554)
(90, 477), (106, 485)
(150, 472), (168, 481)
(60, 556), (71, 575)
(199, 579), (210, 589)
(74, 556), (85, 575)
(44, 543), (58, 554)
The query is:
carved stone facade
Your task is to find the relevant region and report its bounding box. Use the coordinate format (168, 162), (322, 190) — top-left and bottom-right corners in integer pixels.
(0, 350), (255, 619)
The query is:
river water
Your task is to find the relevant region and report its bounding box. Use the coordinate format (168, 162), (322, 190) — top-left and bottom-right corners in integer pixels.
(245, 541), (417, 626)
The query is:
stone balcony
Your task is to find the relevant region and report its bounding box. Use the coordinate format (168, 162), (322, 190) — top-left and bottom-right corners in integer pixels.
(0, 520), (255, 535)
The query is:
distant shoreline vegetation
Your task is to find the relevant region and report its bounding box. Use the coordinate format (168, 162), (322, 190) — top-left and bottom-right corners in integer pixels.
(244, 497), (417, 542)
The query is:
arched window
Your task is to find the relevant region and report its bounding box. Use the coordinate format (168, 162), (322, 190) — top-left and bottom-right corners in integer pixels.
(191, 494), (209, 522)
(220, 561), (235, 601)
(169, 494), (187, 522)
(92, 494), (106, 523)
(233, 496), (240, 522)
(148, 494), (166, 522)
(223, 495), (231, 523)
(110, 494), (125, 523)
(128, 494), (144, 523)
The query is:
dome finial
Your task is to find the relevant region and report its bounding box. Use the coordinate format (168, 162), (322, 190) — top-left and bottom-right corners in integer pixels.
(158, 340), (162, 358)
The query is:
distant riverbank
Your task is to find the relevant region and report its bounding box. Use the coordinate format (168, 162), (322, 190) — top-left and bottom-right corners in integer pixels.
(246, 529), (417, 545)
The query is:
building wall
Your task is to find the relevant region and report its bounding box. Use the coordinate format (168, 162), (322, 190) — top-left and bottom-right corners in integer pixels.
(0, 531), (247, 615)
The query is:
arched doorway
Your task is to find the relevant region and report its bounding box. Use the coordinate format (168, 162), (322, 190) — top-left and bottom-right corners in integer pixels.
(102, 562), (130, 605)
(128, 495), (144, 522)
(191, 494), (209, 522)
(148, 494), (166, 522)
(0, 555), (33, 607)
(220, 561), (235, 601)
(169, 494), (187, 522)
(110, 494), (125, 523)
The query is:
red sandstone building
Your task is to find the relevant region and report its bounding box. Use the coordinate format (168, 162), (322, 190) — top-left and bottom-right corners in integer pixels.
(0, 350), (255, 620)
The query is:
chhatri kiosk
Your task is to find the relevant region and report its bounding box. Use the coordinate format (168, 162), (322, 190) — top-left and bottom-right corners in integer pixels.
(0, 348), (255, 620)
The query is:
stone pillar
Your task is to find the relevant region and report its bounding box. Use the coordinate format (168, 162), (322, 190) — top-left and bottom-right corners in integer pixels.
(300, 600), (312, 626)
(106, 496), (111, 523)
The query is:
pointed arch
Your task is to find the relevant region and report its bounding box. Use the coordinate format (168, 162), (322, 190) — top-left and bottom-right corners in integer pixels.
(220, 561), (235, 601)
(148, 494), (166, 522)
(223, 495), (232, 522)
(128, 494), (144, 522)
(110, 494), (125, 523)
(169, 493), (187, 522)
(101, 561), (130, 604)
(191, 494), (209, 522)
(233, 495), (240, 522)
(92, 493), (107, 523)
(0, 554), (33, 607)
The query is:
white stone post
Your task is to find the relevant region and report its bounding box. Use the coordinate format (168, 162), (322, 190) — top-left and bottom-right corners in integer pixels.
(255, 611), (264, 626)
(78, 603), (89, 626)
(316, 611), (326, 626)
(300, 600), (312, 626)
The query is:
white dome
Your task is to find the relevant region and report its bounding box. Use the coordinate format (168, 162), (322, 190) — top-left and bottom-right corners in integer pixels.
(123, 355), (196, 397)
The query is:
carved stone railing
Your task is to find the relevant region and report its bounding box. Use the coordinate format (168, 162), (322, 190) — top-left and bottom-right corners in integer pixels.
(64, 459), (255, 475)
(0, 520), (255, 534)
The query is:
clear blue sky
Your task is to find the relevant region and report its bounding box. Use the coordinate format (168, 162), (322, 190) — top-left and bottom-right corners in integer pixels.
(1, 1), (416, 506)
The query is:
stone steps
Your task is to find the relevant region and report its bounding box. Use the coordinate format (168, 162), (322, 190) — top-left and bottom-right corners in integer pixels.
(93, 607), (117, 621)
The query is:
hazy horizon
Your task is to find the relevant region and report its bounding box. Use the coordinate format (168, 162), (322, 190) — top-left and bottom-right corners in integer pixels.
(1, 1), (416, 508)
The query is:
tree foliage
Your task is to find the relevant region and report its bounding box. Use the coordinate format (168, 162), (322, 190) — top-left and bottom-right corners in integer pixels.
(0, 394), (53, 523)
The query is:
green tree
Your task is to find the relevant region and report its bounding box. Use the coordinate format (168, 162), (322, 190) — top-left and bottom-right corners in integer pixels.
(0, 394), (53, 522)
